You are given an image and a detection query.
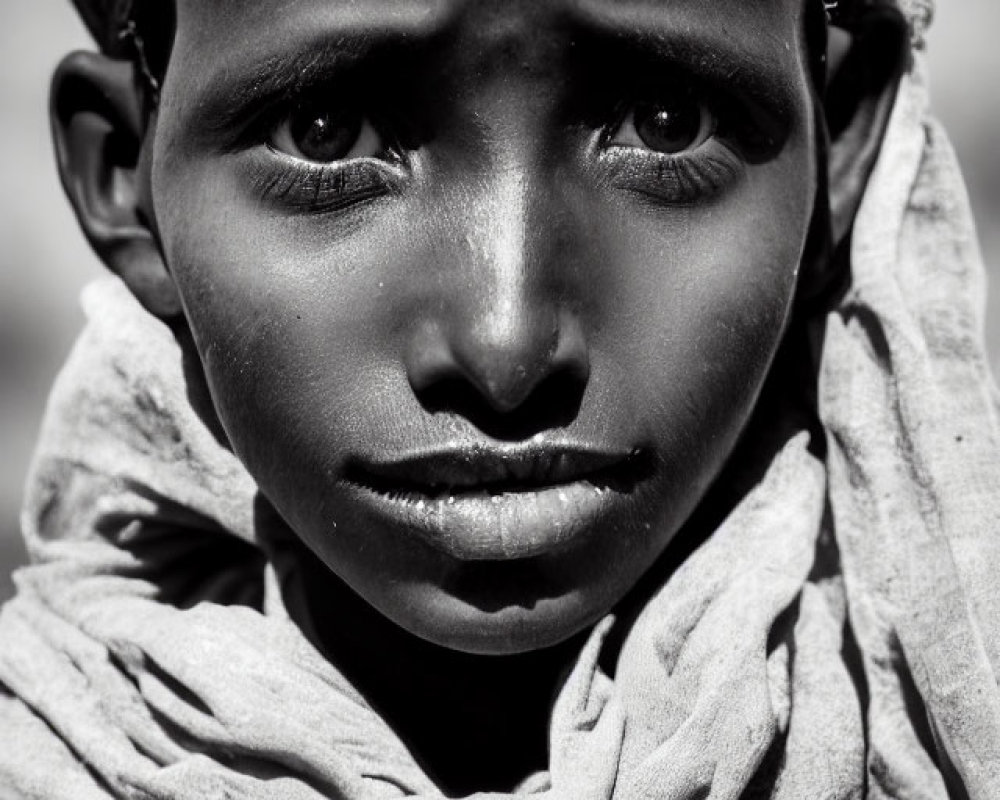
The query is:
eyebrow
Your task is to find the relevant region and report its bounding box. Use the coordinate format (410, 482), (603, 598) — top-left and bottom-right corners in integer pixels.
(564, 1), (805, 123)
(183, 0), (807, 145)
(182, 5), (448, 142)
(188, 37), (422, 144)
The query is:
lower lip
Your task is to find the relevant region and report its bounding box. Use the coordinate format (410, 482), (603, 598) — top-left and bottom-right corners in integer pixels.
(348, 477), (636, 560)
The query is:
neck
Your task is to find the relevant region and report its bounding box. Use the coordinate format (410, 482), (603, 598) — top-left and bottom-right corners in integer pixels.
(289, 544), (585, 795)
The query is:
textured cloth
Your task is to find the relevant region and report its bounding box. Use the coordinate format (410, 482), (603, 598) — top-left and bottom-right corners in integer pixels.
(4, 5), (1000, 799)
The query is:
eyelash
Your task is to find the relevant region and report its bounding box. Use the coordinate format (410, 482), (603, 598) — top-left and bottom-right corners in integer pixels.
(593, 97), (747, 205)
(249, 88), (754, 213)
(596, 144), (744, 206)
(239, 98), (408, 214)
(250, 152), (403, 214)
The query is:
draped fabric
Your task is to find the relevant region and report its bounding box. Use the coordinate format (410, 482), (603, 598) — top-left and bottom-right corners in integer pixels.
(4, 3), (1000, 797)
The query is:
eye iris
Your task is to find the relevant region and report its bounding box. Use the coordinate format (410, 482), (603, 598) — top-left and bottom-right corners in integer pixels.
(290, 108), (362, 162)
(634, 98), (702, 154)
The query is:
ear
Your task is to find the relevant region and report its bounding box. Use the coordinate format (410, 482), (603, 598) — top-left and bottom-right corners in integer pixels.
(824, 6), (910, 247)
(797, 6), (909, 306)
(50, 51), (181, 318)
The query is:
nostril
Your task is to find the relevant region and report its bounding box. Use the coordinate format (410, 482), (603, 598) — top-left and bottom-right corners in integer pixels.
(405, 310), (591, 438)
(415, 366), (588, 441)
(406, 326), (464, 398)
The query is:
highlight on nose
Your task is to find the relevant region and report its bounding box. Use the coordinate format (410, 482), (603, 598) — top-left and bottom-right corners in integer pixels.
(405, 311), (590, 439)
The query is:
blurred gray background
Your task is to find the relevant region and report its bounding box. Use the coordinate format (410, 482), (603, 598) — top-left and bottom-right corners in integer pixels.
(1, 2), (997, 602)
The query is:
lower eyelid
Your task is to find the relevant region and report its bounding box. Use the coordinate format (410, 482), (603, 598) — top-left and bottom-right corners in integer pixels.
(262, 142), (404, 173)
(595, 142), (745, 205)
(244, 147), (406, 214)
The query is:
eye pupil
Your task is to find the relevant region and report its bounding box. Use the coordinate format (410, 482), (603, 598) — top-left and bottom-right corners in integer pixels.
(290, 108), (362, 162)
(634, 97), (702, 154)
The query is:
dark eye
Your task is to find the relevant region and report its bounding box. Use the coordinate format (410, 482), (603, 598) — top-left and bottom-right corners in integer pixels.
(271, 105), (384, 163)
(610, 92), (714, 155)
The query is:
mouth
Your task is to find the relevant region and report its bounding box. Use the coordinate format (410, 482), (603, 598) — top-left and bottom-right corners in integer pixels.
(344, 442), (652, 560)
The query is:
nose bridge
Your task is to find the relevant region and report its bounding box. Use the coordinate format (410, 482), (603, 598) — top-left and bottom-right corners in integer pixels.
(468, 164), (546, 358)
(435, 157), (576, 413)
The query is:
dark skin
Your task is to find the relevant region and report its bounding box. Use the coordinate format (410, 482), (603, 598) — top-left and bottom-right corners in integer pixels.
(52, 0), (905, 793)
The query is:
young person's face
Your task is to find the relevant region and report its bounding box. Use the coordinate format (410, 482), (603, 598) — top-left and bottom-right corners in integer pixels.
(151, 0), (817, 652)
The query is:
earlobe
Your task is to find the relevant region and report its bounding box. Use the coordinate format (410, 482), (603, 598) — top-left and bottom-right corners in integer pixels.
(50, 51), (180, 318)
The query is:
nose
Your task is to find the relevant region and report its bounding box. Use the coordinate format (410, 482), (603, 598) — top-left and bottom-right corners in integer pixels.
(406, 170), (590, 434)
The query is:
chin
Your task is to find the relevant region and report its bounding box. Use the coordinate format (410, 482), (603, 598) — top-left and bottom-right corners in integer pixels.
(387, 585), (609, 655)
(349, 546), (636, 654)
(277, 445), (687, 657)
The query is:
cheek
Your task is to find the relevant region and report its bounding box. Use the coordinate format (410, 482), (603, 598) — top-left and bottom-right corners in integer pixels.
(153, 166), (419, 479)
(587, 167), (812, 471)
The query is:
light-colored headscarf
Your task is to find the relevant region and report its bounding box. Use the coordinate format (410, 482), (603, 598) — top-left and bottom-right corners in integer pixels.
(3, 1), (998, 797)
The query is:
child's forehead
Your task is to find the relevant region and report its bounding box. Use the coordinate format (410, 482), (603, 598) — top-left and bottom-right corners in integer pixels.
(174, 0), (805, 53)
(184, 0), (800, 26)
(170, 0), (807, 112)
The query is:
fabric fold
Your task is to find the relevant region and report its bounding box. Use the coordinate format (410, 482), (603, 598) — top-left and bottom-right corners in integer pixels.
(821, 53), (1000, 800)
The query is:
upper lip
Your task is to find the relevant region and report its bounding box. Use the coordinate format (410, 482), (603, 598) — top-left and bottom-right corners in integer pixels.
(348, 442), (642, 493)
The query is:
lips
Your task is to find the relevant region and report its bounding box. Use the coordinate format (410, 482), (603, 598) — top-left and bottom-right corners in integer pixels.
(344, 442), (650, 560)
